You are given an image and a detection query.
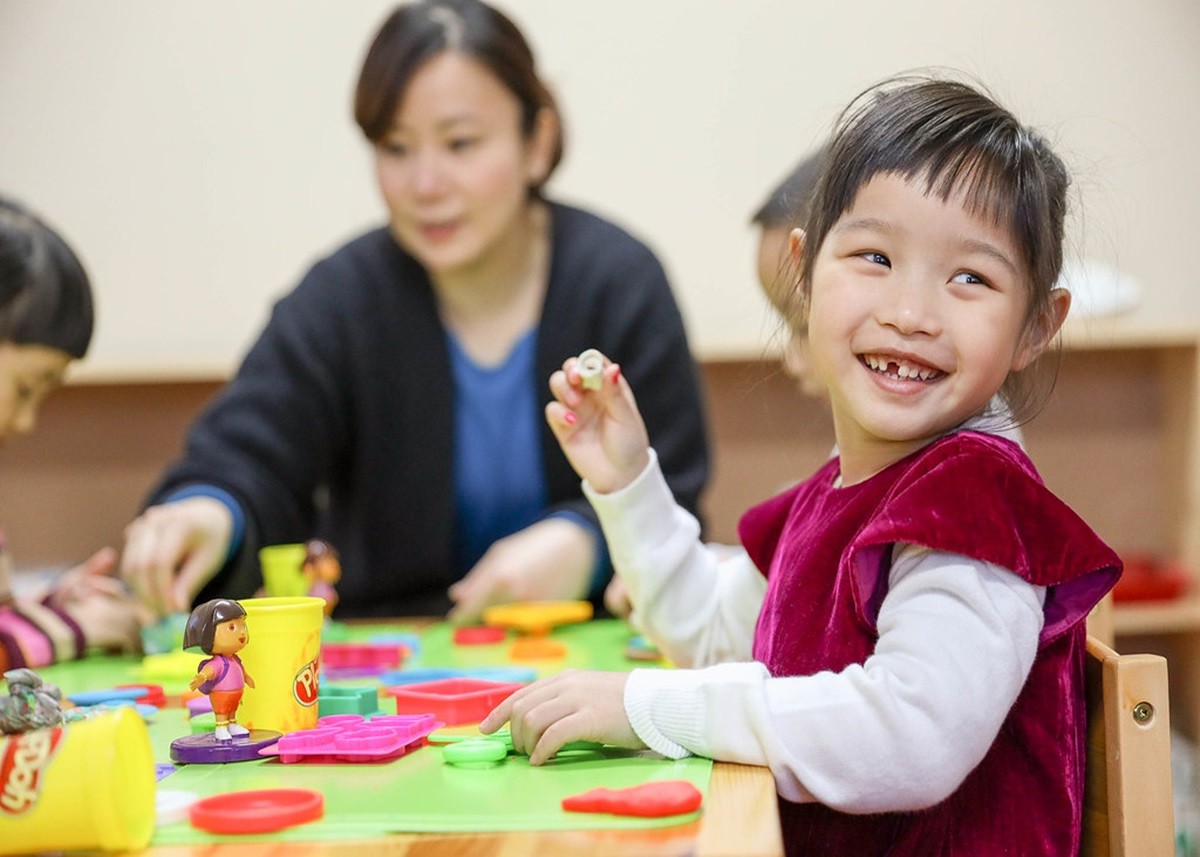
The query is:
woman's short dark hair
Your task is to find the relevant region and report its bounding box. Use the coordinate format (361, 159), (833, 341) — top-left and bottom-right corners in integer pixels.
(0, 197), (94, 358)
(354, 0), (564, 194)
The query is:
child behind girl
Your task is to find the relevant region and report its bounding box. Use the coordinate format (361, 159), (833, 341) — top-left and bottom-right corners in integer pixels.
(0, 197), (144, 673)
(751, 143), (828, 397)
(483, 76), (1120, 856)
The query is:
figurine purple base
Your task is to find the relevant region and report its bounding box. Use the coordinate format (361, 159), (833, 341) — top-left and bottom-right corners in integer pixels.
(170, 729), (282, 764)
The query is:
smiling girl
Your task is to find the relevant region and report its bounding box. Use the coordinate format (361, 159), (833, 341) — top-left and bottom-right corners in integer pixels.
(483, 77), (1121, 856)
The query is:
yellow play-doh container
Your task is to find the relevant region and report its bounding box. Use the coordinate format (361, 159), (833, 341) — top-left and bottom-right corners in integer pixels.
(237, 596), (324, 734)
(258, 543), (309, 597)
(0, 707), (154, 854)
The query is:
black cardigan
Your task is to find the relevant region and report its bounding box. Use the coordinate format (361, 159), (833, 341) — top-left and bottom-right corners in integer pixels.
(151, 202), (710, 616)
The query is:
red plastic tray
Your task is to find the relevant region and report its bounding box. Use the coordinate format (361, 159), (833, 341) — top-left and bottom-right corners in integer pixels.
(383, 677), (524, 725)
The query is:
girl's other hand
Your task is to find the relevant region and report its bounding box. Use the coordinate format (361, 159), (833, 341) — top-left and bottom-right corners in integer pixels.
(120, 498), (233, 616)
(546, 353), (651, 494)
(479, 670), (643, 765)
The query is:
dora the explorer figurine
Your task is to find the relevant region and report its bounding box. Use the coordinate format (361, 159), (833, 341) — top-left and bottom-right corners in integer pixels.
(302, 539), (341, 616)
(184, 598), (255, 741)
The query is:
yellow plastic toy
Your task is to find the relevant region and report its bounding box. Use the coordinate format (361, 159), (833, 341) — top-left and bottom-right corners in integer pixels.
(482, 600), (593, 635)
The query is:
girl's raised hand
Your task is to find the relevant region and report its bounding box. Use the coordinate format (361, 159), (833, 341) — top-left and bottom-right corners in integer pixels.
(546, 352), (651, 494)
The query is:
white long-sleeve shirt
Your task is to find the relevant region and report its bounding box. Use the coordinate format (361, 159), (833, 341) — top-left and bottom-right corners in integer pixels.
(586, 445), (1045, 813)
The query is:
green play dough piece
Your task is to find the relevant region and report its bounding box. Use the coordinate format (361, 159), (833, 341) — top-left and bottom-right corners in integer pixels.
(443, 737), (508, 767)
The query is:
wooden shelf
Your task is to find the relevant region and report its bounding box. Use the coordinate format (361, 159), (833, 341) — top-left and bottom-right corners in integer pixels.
(1114, 596), (1200, 636)
(65, 360), (234, 386)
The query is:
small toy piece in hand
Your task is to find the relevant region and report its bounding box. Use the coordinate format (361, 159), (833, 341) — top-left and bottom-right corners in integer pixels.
(576, 348), (605, 390)
(0, 667), (64, 733)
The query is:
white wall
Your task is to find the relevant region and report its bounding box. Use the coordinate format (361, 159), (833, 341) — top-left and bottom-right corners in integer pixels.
(1, 0), (1197, 375)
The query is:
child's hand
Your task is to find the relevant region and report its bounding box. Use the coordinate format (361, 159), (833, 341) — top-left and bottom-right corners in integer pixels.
(546, 353), (651, 494)
(447, 518), (594, 624)
(50, 547), (125, 603)
(51, 548), (152, 653)
(480, 670), (643, 765)
(120, 497), (233, 615)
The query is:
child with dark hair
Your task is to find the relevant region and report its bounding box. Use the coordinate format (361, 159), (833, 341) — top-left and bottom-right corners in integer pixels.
(184, 598), (254, 741)
(485, 76), (1120, 855)
(0, 197), (144, 674)
(751, 145), (828, 397)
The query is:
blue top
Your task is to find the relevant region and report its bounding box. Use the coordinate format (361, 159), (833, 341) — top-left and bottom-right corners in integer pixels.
(446, 330), (607, 588)
(446, 329), (546, 576)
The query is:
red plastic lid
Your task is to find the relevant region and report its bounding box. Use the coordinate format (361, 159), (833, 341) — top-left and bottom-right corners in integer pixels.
(189, 788), (324, 834)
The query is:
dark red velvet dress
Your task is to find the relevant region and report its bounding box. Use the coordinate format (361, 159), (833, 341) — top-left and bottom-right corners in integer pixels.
(739, 431), (1121, 856)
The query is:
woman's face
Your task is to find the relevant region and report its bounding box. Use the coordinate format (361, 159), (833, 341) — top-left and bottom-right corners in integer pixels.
(374, 51), (554, 281)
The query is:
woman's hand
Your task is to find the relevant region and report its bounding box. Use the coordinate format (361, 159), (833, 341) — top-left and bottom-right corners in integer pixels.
(546, 353), (651, 495)
(447, 517), (594, 623)
(480, 670), (643, 765)
(120, 497), (233, 615)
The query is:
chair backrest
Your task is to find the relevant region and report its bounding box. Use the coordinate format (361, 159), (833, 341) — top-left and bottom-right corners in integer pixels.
(1081, 634), (1174, 856)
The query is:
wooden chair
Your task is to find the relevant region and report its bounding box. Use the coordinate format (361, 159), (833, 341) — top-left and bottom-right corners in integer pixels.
(1081, 634), (1174, 856)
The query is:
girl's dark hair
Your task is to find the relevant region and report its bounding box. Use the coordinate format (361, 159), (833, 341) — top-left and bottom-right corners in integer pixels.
(797, 75), (1071, 422)
(0, 197), (94, 358)
(353, 0), (564, 194)
(183, 598), (247, 654)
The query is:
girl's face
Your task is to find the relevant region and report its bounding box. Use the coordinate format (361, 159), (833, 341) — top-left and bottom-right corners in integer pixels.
(805, 172), (1052, 483)
(373, 51), (555, 282)
(0, 343), (71, 443)
(211, 616), (249, 655)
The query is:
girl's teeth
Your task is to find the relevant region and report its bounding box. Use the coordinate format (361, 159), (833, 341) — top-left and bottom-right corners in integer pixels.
(865, 355), (938, 381)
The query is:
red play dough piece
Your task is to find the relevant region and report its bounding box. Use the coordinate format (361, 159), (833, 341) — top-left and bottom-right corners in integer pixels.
(561, 780), (703, 817)
(453, 625), (507, 645)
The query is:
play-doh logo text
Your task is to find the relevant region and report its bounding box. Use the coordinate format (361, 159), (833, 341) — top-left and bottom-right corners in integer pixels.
(294, 659), (320, 706)
(0, 727), (63, 815)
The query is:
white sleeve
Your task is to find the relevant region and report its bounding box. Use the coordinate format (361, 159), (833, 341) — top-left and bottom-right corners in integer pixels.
(622, 544), (1046, 814)
(583, 450), (765, 667)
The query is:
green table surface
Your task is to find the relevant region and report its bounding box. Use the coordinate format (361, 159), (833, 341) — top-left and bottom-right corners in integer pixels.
(36, 618), (710, 845)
